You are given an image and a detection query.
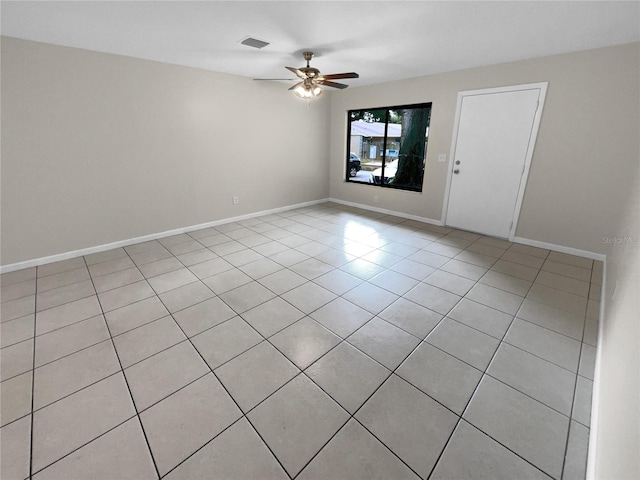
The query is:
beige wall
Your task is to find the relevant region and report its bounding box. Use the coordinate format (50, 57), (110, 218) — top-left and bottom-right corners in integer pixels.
(1, 37), (330, 265)
(594, 166), (639, 479)
(329, 42), (640, 256)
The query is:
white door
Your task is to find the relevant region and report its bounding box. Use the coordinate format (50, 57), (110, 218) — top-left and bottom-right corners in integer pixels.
(445, 84), (546, 239)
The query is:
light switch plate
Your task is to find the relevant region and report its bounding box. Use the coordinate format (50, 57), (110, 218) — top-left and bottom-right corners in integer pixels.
(438, 154), (447, 162)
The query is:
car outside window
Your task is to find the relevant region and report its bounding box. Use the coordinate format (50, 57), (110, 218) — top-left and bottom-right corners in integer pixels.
(346, 103), (431, 192)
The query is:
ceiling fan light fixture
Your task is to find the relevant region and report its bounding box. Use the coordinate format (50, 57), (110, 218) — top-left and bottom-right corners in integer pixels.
(294, 83), (323, 99)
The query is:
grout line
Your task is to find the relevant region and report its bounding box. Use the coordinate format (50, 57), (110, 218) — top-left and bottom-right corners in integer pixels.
(82, 255), (163, 480)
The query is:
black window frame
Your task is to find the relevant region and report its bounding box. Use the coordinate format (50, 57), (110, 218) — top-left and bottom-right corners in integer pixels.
(345, 102), (432, 193)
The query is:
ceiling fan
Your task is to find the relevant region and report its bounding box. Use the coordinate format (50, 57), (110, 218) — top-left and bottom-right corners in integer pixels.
(256, 51), (359, 99)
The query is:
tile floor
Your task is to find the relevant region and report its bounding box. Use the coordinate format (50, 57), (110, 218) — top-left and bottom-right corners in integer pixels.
(0, 202), (600, 480)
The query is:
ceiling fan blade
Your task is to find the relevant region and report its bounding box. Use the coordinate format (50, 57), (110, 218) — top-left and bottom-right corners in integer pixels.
(288, 82), (303, 91)
(285, 66), (307, 79)
(253, 78), (296, 81)
(319, 80), (349, 89)
(320, 72), (359, 80)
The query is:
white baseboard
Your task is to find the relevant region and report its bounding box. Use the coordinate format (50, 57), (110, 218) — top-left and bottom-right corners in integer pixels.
(512, 236), (606, 262)
(586, 258), (607, 480)
(0, 198), (330, 273)
(328, 197), (444, 226)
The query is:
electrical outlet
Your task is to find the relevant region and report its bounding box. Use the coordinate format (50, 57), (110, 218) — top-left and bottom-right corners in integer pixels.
(373, 195), (379, 203)
(232, 196), (239, 205)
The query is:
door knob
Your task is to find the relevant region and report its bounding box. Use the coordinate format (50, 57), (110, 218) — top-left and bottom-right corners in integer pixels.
(454, 169), (460, 174)
(455, 160), (461, 165)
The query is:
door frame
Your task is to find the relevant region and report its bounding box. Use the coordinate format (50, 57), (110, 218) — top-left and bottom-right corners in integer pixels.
(442, 82), (548, 240)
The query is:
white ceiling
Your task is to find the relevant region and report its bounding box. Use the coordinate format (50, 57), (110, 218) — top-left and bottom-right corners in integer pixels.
(2, 1), (639, 87)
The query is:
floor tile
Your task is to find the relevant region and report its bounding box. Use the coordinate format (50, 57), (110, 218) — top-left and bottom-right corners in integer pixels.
(34, 340), (120, 410)
(389, 258), (436, 280)
(239, 258), (283, 279)
(1, 370), (32, 427)
(88, 256), (136, 278)
(404, 282), (461, 315)
(504, 318), (581, 372)
(37, 267), (90, 293)
(32, 373), (135, 473)
(140, 373), (242, 476)
(347, 317), (420, 370)
(130, 248), (173, 267)
(188, 257), (235, 279)
(0, 415), (31, 480)
(1, 338), (33, 381)
(92, 268), (143, 295)
(431, 420), (551, 480)
(215, 341), (299, 412)
(297, 419), (419, 480)
(172, 297), (237, 337)
(546, 252), (593, 270)
(535, 271), (590, 298)
(258, 268), (307, 295)
(137, 257), (184, 278)
(124, 340), (209, 411)
(479, 270), (532, 297)
(572, 375), (593, 427)
(369, 269), (420, 296)
(1, 295), (35, 322)
(0, 314), (34, 348)
(165, 239), (204, 255)
(309, 297), (373, 338)
(306, 341), (390, 414)
(191, 316), (262, 369)
(426, 318), (499, 370)
(440, 259), (488, 281)
(203, 268), (253, 295)
(424, 270), (476, 296)
(464, 376), (569, 479)
(269, 249), (310, 267)
(113, 316), (186, 368)
(408, 250), (450, 268)
(453, 250), (497, 269)
(491, 259), (539, 281)
(289, 258), (334, 280)
(175, 247), (217, 267)
(516, 298), (585, 341)
(361, 249), (404, 268)
(37, 258), (87, 278)
(378, 297), (442, 338)
(578, 343), (596, 380)
(270, 317), (341, 369)
(488, 343), (576, 415)
(339, 258), (386, 280)
(342, 282), (399, 315)
(527, 284), (587, 316)
(165, 418), (288, 480)
(219, 281), (276, 313)
(35, 315), (109, 368)
(1, 267), (36, 286)
(356, 374), (458, 478)
(562, 421), (590, 480)
(147, 268), (198, 294)
(447, 298), (513, 339)
(36, 279), (96, 312)
(98, 280), (155, 312)
(248, 374), (349, 477)
(501, 250), (545, 269)
(397, 342), (482, 414)
(158, 281), (214, 313)
(312, 269), (362, 295)
(241, 297), (305, 337)
(104, 296), (169, 336)
(466, 283), (523, 315)
(224, 249), (264, 267)
(33, 417), (157, 480)
(35, 295), (102, 335)
(280, 282), (336, 314)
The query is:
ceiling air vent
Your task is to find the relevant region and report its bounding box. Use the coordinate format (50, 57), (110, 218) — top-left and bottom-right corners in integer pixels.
(240, 37), (270, 49)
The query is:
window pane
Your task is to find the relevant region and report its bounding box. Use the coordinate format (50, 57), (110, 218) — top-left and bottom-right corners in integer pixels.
(347, 109), (387, 183)
(388, 106), (430, 191)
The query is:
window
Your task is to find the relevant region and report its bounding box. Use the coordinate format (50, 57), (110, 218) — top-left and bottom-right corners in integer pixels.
(346, 103), (431, 192)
